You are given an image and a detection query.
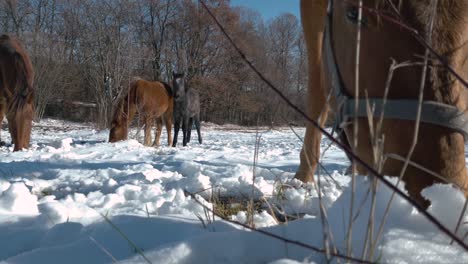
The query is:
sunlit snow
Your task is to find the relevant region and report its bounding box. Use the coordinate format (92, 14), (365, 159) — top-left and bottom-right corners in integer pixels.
(0, 119), (466, 263)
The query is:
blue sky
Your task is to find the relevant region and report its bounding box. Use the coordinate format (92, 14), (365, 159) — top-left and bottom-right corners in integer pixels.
(230, 0), (300, 21)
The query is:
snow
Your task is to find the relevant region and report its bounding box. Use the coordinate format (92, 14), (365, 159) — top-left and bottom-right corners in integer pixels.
(0, 183), (39, 215)
(0, 119), (466, 263)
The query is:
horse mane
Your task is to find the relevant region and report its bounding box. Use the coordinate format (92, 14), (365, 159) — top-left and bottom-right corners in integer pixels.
(409, 1), (467, 53)
(376, 0), (468, 104)
(0, 34), (16, 54)
(411, 0), (467, 104)
(112, 78), (138, 122)
(375, 1), (465, 50)
(160, 81), (173, 98)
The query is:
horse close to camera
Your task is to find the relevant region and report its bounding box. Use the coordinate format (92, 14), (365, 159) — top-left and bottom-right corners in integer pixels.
(109, 78), (173, 147)
(0, 34), (35, 151)
(172, 72), (202, 147)
(296, 0), (468, 207)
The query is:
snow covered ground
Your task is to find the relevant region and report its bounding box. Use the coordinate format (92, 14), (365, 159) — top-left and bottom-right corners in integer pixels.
(0, 119), (466, 263)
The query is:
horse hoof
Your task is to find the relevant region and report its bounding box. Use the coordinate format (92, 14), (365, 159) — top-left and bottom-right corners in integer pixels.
(293, 170), (314, 183)
(344, 165), (353, 175)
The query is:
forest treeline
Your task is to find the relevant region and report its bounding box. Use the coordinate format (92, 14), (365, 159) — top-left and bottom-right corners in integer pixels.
(0, 0), (307, 127)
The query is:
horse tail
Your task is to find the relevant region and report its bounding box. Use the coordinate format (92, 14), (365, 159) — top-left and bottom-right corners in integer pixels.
(160, 81), (173, 98)
(10, 51), (34, 111)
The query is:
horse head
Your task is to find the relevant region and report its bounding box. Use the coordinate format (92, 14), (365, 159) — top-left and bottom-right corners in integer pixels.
(297, 0), (468, 207)
(109, 98), (129, 143)
(172, 72), (186, 100)
(7, 90), (34, 151)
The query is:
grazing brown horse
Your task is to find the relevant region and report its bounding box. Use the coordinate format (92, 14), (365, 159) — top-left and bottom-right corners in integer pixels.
(109, 78), (173, 147)
(0, 35), (34, 151)
(296, 0), (468, 206)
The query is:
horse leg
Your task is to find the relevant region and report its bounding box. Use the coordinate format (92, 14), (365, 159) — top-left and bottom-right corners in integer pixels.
(143, 116), (153, 146)
(187, 118), (193, 143)
(182, 117), (189, 146)
(194, 115), (202, 144)
(294, 0), (328, 183)
(153, 117), (163, 147)
(173, 117), (180, 147)
(0, 99), (5, 146)
(164, 113), (173, 147)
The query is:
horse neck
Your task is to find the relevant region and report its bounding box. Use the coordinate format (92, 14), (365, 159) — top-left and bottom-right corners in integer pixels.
(122, 97), (137, 124)
(175, 94), (187, 107)
(114, 90), (136, 126)
(124, 81), (140, 121)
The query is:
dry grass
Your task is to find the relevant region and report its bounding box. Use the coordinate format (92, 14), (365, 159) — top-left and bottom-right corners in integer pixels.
(210, 195), (264, 220)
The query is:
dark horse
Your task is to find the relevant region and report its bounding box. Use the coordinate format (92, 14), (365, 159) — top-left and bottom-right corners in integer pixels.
(0, 35), (34, 151)
(172, 72), (202, 147)
(109, 78), (173, 146)
(296, 0), (468, 206)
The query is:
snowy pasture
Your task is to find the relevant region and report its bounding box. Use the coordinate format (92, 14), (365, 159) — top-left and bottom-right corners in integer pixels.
(0, 119), (467, 263)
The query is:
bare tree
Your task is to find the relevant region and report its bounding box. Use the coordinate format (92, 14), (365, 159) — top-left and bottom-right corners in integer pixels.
(134, 0), (176, 81)
(0, 0), (306, 127)
(79, 0), (136, 127)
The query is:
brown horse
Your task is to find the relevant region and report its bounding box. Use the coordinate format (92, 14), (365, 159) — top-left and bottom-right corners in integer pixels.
(296, 0), (468, 206)
(0, 35), (34, 151)
(109, 78), (173, 147)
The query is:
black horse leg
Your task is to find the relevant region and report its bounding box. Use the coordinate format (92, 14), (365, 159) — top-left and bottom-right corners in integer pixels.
(194, 115), (202, 144)
(182, 117), (189, 146)
(187, 118), (193, 143)
(173, 119), (181, 147)
(0, 103), (5, 146)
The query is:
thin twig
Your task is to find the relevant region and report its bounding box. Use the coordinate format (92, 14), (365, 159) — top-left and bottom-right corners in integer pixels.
(363, 59), (397, 260)
(451, 198), (468, 245)
(373, 0), (438, 252)
(385, 153), (465, 190)
(347, 0), (363, 257)
(88, 235), (118, 263)
(261, 196), (281, 224)
(101, 213), (152, 264)
(316, 164), (333, 261)
(287, 123), (343, 190)
(397, 0), (435, 200)
(249, 125), (263, 227)
(361, 94), (376, 260)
